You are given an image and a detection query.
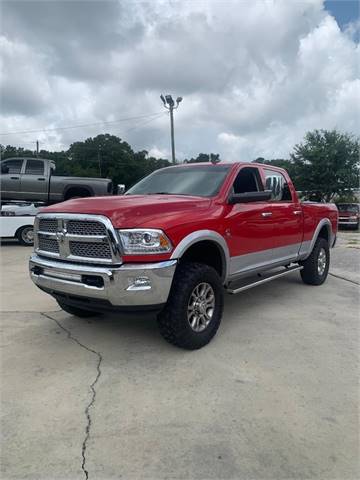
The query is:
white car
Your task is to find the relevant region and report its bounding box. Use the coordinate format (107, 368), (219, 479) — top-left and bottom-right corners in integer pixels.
(0, 203), (40, 245)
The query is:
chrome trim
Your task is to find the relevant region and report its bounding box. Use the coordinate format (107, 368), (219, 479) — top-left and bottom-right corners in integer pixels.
(34, 213), (122, 265)
(29, 254), (177, 307)
(227, 265), (303, 294)
(261, 212), (272, 217)
(170, 230), (230, 282)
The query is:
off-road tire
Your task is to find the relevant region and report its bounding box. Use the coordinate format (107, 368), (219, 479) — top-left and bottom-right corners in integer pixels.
(157, 262), (224, 350)
(57, 301), (101, 318)
(300, 237), (330, 285)
(16, 225), (34, 246)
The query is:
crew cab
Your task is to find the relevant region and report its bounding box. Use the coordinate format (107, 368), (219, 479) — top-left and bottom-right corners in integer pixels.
(29, 162), (338, 349)
(1, 157), (113, 203)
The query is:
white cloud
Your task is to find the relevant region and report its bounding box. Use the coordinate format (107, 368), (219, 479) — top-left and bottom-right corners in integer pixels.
(0, 0), (358, 160)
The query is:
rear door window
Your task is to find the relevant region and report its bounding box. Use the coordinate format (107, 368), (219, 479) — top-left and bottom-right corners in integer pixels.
(264, 169), (292, 201)
(25, 159), (44, 175)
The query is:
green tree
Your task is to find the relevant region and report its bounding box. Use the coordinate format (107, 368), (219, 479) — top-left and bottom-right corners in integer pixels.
(184, 153), (220, 163)
(291, 130), (359, 202)
(253, 157), (296, 179)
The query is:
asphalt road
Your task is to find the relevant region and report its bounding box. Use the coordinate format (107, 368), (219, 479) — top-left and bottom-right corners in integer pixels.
(1, 231), (359, 480)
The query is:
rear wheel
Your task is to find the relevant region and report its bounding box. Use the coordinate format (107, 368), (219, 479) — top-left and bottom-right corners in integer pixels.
(157, 262), (224, 350)
(16, 225), (34, 246)
(57, 301), (101, 318)
(300, 237), (330, 285)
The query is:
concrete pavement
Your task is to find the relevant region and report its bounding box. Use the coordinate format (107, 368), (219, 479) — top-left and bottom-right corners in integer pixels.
(1, 232), (359, 479)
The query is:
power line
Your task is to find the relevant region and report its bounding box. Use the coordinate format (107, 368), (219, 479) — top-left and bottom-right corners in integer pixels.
(0, 111), (164, 137)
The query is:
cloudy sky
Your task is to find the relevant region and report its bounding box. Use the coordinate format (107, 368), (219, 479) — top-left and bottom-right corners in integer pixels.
(0, 0), (359, 161)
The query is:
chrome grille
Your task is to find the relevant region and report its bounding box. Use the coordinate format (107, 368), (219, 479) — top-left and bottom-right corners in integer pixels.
(39, 218), (58, 233)
(67, 220), (106, 236)
(38, 235), (60, 253)
(35, 214), (121, 264)
(69, 241), (112, 258)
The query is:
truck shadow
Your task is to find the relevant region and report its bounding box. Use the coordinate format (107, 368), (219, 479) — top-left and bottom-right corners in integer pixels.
(50, 273), (310, 352)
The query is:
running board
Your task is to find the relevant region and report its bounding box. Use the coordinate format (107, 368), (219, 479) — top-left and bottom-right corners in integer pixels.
(226, 265), (303, 295)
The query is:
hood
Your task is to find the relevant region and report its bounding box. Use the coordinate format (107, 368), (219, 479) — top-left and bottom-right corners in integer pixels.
(41, 194), (212, 228)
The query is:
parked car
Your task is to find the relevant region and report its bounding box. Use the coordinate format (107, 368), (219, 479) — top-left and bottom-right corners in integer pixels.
(1, 202), (40, 217)
(0, 203), (40, 245)
(336, 203), (359, 230)
(29, 162), (338, 349)
(0, 157), (113, 203)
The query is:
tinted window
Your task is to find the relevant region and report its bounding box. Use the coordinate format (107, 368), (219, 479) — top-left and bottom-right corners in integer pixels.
(233, 167), (261, 193)
(126, 165), (231, 197)
(2, 159), (23, 174)
(264, 169), (292, 201)
(337, 204), (359, 213)
(25, 160), (44, 175)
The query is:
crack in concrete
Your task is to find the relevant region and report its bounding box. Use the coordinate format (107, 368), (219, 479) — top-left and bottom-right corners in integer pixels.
(329, 272), (360, 286)
(41, 312), (102, 480)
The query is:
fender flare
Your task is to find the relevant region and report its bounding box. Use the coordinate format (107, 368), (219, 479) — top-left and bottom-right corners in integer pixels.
(299, 218), (333, 259)
(63, 184), (94, 199)
(170, 230), (230, 282)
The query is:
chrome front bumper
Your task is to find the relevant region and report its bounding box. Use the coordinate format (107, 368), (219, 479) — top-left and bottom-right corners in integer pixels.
(29, 254), (177, 308)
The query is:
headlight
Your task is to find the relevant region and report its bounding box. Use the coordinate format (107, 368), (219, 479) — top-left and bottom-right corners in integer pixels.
(117, 229), (172, 254)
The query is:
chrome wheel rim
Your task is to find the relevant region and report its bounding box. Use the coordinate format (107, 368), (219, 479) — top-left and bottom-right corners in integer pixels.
(22, 228), (34, 244)
(317, 248), (327, 276)
(187, 282), (215, 332)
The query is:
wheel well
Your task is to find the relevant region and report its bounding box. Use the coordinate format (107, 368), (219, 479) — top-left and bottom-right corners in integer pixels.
(64, 187), (92, 200)
(317, 225), (330, 243)
(180, 241), (225, 280)
(15, 225), (33, 236)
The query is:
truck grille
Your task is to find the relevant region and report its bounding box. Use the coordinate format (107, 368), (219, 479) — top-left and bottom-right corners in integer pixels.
(67, 220), (106, 236)
(35, 215), (121, 264)
(38, 236), (60, 253)
(39, 218), (58, 233)
(69, 241), (111, 258)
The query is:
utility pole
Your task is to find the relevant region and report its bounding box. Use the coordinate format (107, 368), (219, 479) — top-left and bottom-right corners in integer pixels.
(98, 146), (102, 177)
(160, 94), (183, 164)
(36, 140), (39, 157)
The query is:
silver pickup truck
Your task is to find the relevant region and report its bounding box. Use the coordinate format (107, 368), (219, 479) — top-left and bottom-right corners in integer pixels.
(1, 157), (113, 203)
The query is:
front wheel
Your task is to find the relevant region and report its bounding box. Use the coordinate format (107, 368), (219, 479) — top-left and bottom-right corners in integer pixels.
(300, 237), (330, 285)
(16, 225), (34, 246)
(57, 301), (102, 318)
(157, 262), (224, 350)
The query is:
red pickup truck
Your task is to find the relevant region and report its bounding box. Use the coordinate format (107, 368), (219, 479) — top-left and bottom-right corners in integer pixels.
(29, 162), (338, 349)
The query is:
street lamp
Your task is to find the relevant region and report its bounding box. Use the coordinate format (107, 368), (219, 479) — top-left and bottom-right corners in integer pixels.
(160, 94), (183, 164)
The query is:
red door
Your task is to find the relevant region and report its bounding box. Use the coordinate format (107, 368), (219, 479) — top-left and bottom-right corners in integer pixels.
(224, 166), (276, 276)
(262, 168), (303, 262)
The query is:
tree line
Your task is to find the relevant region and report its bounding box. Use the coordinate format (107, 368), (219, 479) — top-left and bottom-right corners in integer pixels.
(1, 129), (359, 201)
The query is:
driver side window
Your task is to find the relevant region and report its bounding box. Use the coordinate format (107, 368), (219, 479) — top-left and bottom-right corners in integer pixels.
(232, 167), (262, 194)
(1, 159), (23, 174)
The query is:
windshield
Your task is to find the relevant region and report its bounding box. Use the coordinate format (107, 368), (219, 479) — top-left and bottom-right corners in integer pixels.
(126, 165), (231, 197)
(337, 204), (359, 213)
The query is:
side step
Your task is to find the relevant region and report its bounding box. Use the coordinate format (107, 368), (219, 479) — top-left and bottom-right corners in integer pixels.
(226, 265), (303, 295)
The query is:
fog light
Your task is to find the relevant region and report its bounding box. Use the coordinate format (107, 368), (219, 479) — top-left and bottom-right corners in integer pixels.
(126, 276), (151, 291)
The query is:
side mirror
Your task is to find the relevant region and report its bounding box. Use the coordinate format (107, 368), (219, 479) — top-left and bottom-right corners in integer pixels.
(228, 190), (272, 204)
(117, 184), (126, 195)
(1, 165), (9, 174)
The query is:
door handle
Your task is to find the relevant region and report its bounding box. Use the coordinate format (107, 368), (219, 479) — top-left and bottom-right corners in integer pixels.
(262, 212), (273, 217)
(37, 178), (46, 181)
(10, 176), (19, 180)
(293, 210), (302, 215)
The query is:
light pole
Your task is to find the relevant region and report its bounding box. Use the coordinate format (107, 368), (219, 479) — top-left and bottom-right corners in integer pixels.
(160, 94), (183, 164)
